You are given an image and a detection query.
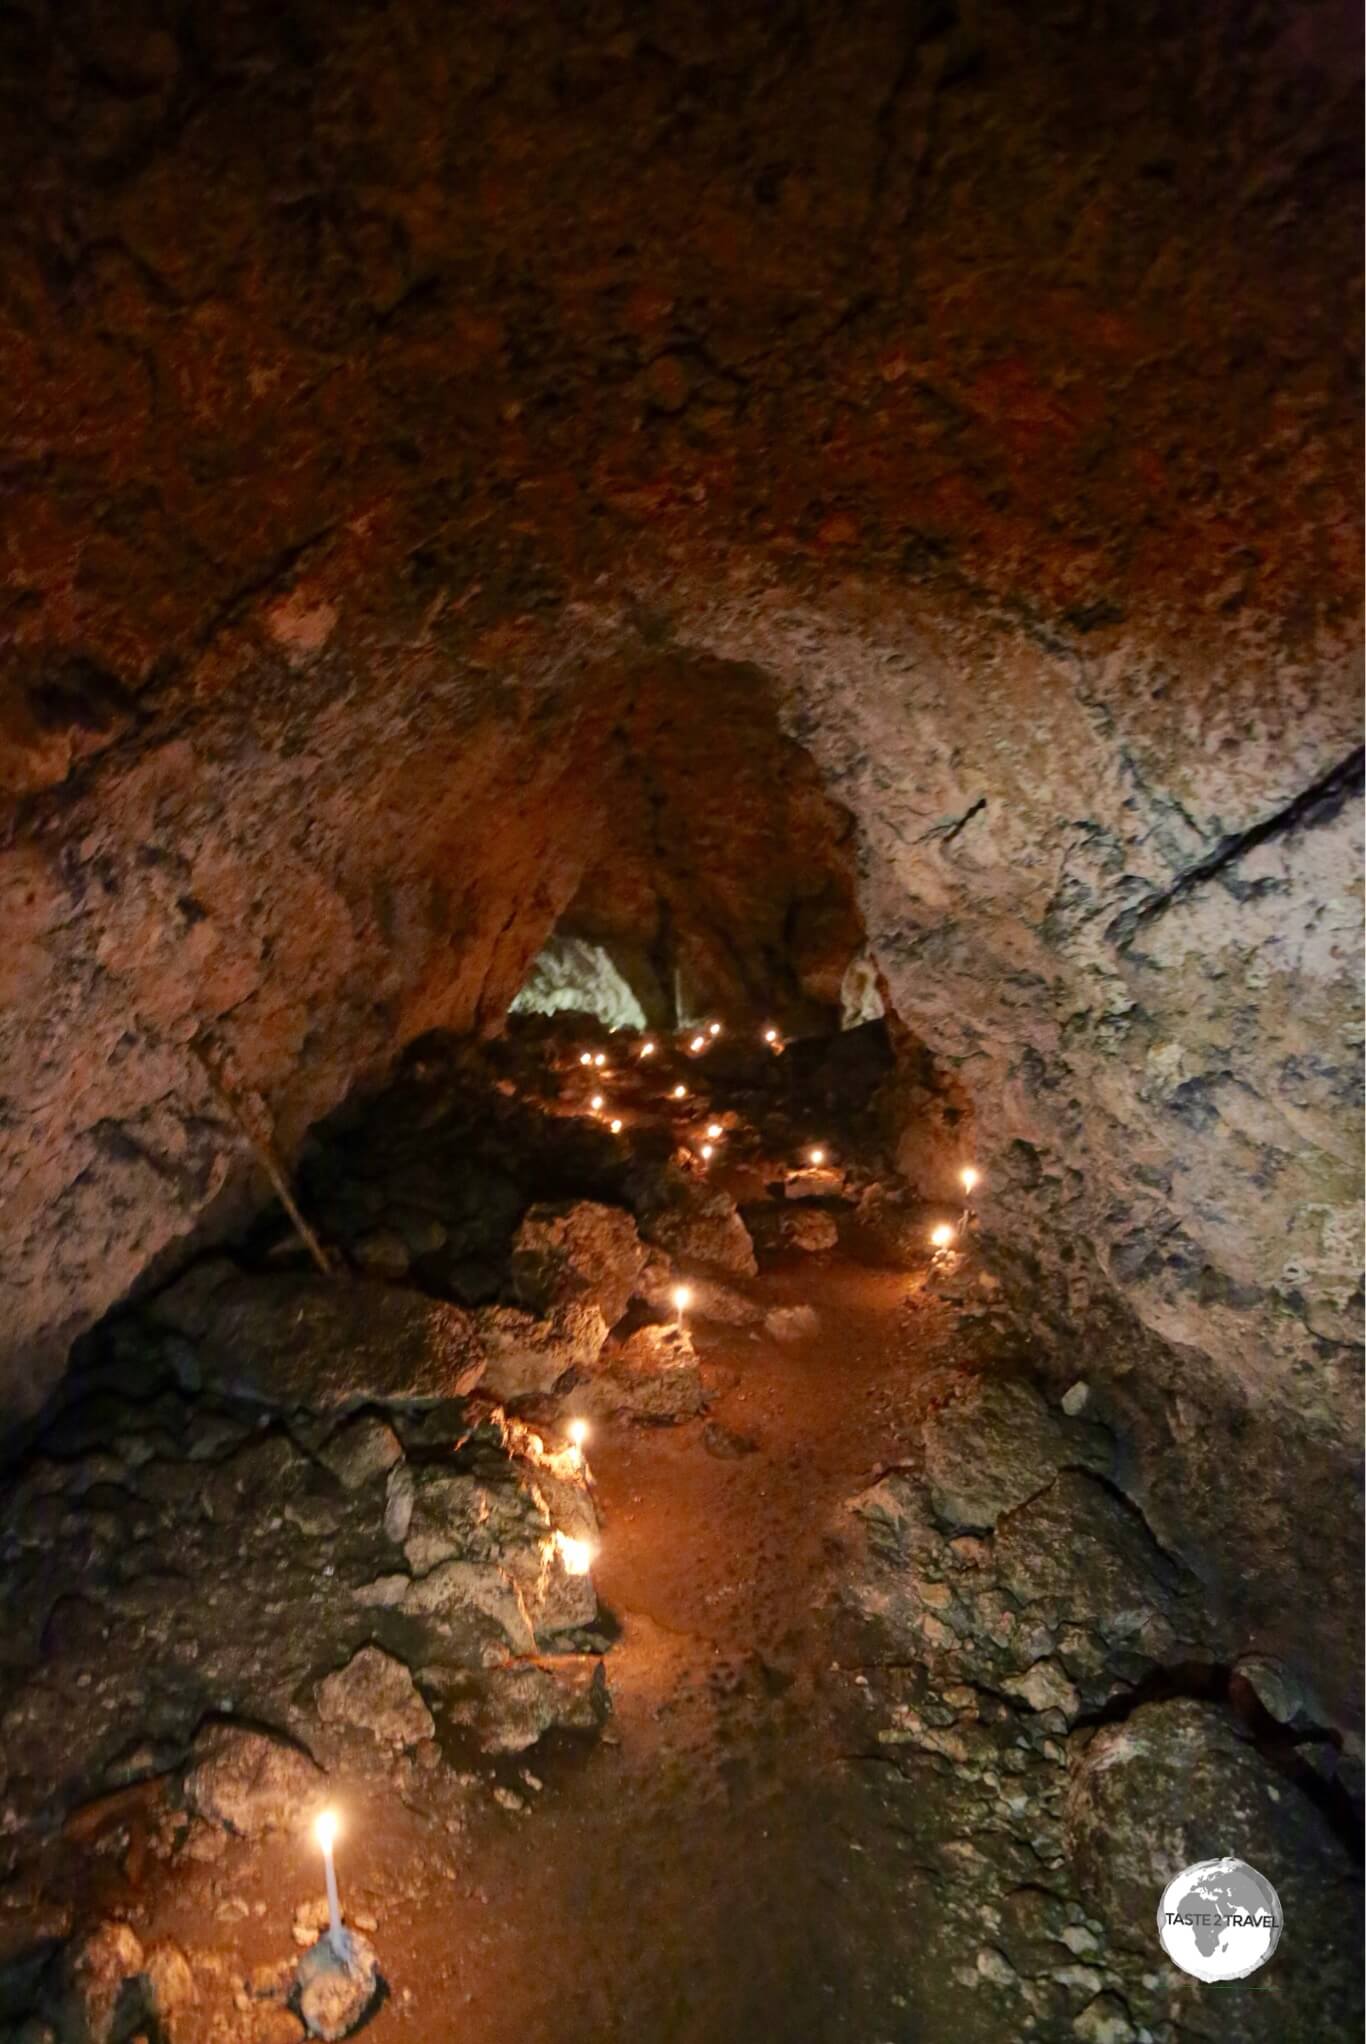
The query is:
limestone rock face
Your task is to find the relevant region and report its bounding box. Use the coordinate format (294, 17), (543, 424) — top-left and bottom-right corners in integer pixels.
(638, 1175), (757, 1279)
(919, 1373), (1111, 1533)
(573, 1324), (704, 1424)
(151, 1269), (486, 1412)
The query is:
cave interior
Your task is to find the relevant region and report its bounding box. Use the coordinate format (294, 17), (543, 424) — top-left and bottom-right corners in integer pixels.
(0, 3), (1362, 2042)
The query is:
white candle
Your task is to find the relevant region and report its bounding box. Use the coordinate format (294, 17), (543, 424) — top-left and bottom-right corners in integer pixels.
(671, 1283), (692, 1328)
(314, 1809), (344, 1954)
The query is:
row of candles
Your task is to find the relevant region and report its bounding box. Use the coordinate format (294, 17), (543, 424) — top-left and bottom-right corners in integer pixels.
(308, 1052), (981, 1960)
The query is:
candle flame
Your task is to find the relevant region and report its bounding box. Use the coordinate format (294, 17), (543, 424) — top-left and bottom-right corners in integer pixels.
(568, 1419), (588, 1449)
(809, 1146), (826, 1166)
(672, 1084), (687, 1099)
(930, 1223), (954, 1250)
(579, 1052), (592, 1066)
(593, 1053), (607, 1068)
(708, 1021), (721, 1037)
(590, 1093), (605, 1111)
(640, 1040), (655, 1057)
(555, 1531), (594, 1576)
(689, 1034), (706, 1052)
(610, 1117), (624, 1133)
(671, 1283), (692, 1314)
(699, 1143), (714, 1160)
(706, 1122), (722, 1139)
(763, 1027), (778, 1044)
(961, 1166), (979, 1193)
(314, 1808), (338, 1851)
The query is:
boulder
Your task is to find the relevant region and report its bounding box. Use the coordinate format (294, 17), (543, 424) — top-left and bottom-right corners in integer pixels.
(150, 1270), (485, 1412)
(639, 1178), (757, 1278)
(509, 1202), (647, 1330)
(574, 1324), (704, 1422)
(1067, 1699), (1363, 2036)
(475, 1302), (609, 1401)
(315, 1647), (434, 1749)
(764, 1305), (819, 1343)
(56, 1922), (146, 2044)
(436, 1660), (609, 1753)
(315, 1416), (403, 1490)
(183, 1725), (327, 1837)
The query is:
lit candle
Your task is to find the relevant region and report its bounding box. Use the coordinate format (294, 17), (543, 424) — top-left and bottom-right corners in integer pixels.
(959, 1165), (979, 1236)
(579, 1053), (592, 1067)
(699, 1142), (714, 1161)
(689, 1034), (706, 1052)
(809, 1146), (826, 1167)
(706, 1122), (723, 1139)
(314, 1809), (345, 1956)
(640, 1040), (655, 1058)
(671, 1282), (692, 1328)
(930, 1222), (955, 1251)
(609, 1117), (623, 1134)
(555, 1530), (594, 1575)
(590, 1093), (605, 1111)
(594, 1053), (607, 1068)
(961, 1167), (978, 1195)
(708, 1021), (721, 1037)
(567, 1418), (589, 1466)
(763, 1027), (778, 1045)
(672, 1083), (687, 1100)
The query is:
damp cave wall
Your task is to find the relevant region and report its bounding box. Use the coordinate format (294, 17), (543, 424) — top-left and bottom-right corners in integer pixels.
(0, 2), (1361, 1715)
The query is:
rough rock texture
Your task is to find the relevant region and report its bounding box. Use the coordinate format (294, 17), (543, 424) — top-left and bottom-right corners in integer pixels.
(183, 1727), (326, 1839)
(150, 1267), (486, 1411)
(0, 1), (1359, 1719)
(314, 1646), (433, 1750)
(509, 1201), (647, 1331)
(1068, 1700), (1363, 2035)
(474, 1302), (609, 1403)
(573, 1323), (704, 1424)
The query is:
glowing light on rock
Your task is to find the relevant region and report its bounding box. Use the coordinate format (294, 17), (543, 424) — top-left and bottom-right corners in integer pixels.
(568, 1419), (588, 1450)
(930, 1223), (955, 1250)
(699, 1143), (714, 1161)
(671, 1283), (692, 1323)
(809, 1146), (826, 1166)
(961, 1167), (979, 1194)
(590, 1093), (605, 1111)
(609, 1117), (623, 1134)
(672, 1083), (687, 1099)
(555, 1531), (593, 1576)
(706, 1122), (723, 1139)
